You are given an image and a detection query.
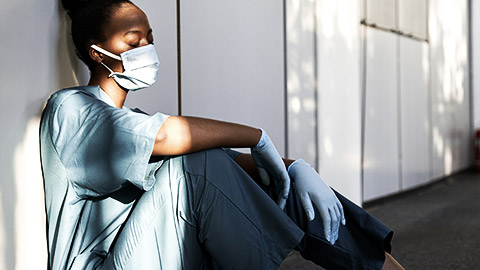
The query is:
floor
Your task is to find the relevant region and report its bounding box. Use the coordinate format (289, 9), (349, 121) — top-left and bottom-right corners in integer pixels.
(279, 169), (480, 270)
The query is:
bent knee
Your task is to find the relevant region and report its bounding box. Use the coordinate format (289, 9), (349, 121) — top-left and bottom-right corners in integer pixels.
(182, 148), (232, 176)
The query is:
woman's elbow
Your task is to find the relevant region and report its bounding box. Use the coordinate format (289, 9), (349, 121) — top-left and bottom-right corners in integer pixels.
(152, 121), (192, 156)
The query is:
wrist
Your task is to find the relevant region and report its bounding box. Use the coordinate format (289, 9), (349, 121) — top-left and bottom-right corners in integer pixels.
(252, 128), (268, 150)
(283, 158), (295, 168)
(288, 159), (312, 178)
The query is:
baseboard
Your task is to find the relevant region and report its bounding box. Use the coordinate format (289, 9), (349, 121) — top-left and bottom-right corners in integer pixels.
(362, 166), (477, 209)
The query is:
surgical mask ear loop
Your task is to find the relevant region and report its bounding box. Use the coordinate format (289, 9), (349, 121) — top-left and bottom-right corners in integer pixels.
(99, 62), (121, 78)
(91, 44), (122, 61)
(91, 44), (123, 78)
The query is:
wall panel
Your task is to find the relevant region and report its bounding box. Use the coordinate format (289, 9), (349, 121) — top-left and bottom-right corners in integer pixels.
(399, 37), (430, 190)
(364, 0), (396, 29)
(180, 0), (286, 154)
(316, 0), (362, 204)
(398, 0), (428, 39)
(286, 0), (317, 165)
(125, 0), (178, 116)
(363, 28), (400, 201)
(429, 0), (471, 178)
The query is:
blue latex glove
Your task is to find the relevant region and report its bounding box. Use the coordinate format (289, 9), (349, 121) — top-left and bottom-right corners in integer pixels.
(251, 128), (290, 209)
(288, 159), (346, 245)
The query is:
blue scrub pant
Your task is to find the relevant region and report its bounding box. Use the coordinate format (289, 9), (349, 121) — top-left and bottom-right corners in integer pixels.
(99, 149), (392, 270)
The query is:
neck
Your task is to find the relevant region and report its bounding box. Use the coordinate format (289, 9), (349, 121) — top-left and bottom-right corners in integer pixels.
(88, 71), (127, 108)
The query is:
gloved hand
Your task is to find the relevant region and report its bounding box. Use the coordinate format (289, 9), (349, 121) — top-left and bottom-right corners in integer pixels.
(288, 159), (346, 245)
(251, 128), (290, 209)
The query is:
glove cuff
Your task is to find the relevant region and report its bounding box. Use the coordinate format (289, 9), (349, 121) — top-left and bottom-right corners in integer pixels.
(287, 159), (313, 178)
(252, 128), (269, 150)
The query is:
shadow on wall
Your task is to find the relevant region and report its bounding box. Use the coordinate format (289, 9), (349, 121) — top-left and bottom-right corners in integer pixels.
(56, 2), (90, 89)
(0, 1), (88, 269)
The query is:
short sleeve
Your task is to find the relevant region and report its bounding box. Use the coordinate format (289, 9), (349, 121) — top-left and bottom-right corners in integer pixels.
(50, 92), (169, 198)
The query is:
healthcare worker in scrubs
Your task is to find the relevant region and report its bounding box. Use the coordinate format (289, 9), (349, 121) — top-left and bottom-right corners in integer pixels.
(40, 0), (404, 269)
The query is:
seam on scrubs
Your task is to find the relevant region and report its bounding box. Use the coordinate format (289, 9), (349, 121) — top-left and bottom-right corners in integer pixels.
(49, 93), (103, 198)
(178, 210), (196, 227)
(195, 175), (281, 247)
(66, 200), (87, 268)
(57, 95), (164, 195)
(107, 187), (170, 269)
(168, 159), (185, 270)
(45, 111), (93, 201)
(153, 232), (164, 270)
(78, 210), (131, 255)
(181, 151), (290, 252)
(49, 186), (68, 266)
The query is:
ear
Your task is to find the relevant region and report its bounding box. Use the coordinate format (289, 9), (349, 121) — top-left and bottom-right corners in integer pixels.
(89, 46), (104, 63)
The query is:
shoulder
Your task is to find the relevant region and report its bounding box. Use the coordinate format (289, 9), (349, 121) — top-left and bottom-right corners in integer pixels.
(46, 86), (97, 111)
(40, 87), (93, 147)
(42, 86), (106, 134)
(44, 86), (119, 123)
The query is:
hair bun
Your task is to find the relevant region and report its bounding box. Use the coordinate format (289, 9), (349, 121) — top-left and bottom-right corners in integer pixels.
(61, 0), (94, 14)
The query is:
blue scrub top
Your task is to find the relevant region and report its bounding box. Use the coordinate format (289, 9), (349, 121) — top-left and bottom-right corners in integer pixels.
(40, 86), (302, 269)
(40, 86), (169, 269)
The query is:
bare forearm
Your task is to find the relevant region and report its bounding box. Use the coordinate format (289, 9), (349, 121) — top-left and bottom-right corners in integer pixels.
(152, 116), (262, 156)
(234, 153), (294, 182)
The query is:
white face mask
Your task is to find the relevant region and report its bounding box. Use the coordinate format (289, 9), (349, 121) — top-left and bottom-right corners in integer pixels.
(91, 44), (160, 91)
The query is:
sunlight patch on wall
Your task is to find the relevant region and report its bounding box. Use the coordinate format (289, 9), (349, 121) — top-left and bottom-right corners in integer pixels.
(323, 136), (334, 157)
(13, 116), (47, 270)
(444, 146), (453, 175)
(432, 127), (444, 157)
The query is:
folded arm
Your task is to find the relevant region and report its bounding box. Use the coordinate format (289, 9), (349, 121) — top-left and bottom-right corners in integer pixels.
(152, 116), (290, 208)
(152, 116), (261, 156)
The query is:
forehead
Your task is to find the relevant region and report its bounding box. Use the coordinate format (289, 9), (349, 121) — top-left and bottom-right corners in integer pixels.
(106, 3), (151, 34)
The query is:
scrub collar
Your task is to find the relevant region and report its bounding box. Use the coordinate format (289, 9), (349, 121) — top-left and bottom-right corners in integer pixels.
(82, 85), (123, 108)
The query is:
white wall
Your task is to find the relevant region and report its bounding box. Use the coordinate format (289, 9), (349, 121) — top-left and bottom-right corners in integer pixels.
(180, 0), (286, 155)
(1, 2), (66, 269)
(363, 28), (400, 201)
(399, 37), (431, 190)
(286, 0), (363, 204)
(125, 0), (178, 116)
(286, 0), (317, 166)
(314, 0), (363, 204)
(363, 0), (472, 202)
(429, 0), (471, 178)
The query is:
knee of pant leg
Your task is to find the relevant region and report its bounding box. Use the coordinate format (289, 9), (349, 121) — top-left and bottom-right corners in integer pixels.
(182, 151), (207, 176)
(182, 148), (232, 176)
(181, 148), (244, 211)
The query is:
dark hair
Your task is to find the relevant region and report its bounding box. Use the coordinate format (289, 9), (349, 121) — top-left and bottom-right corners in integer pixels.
(61, 0), (133, 71)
